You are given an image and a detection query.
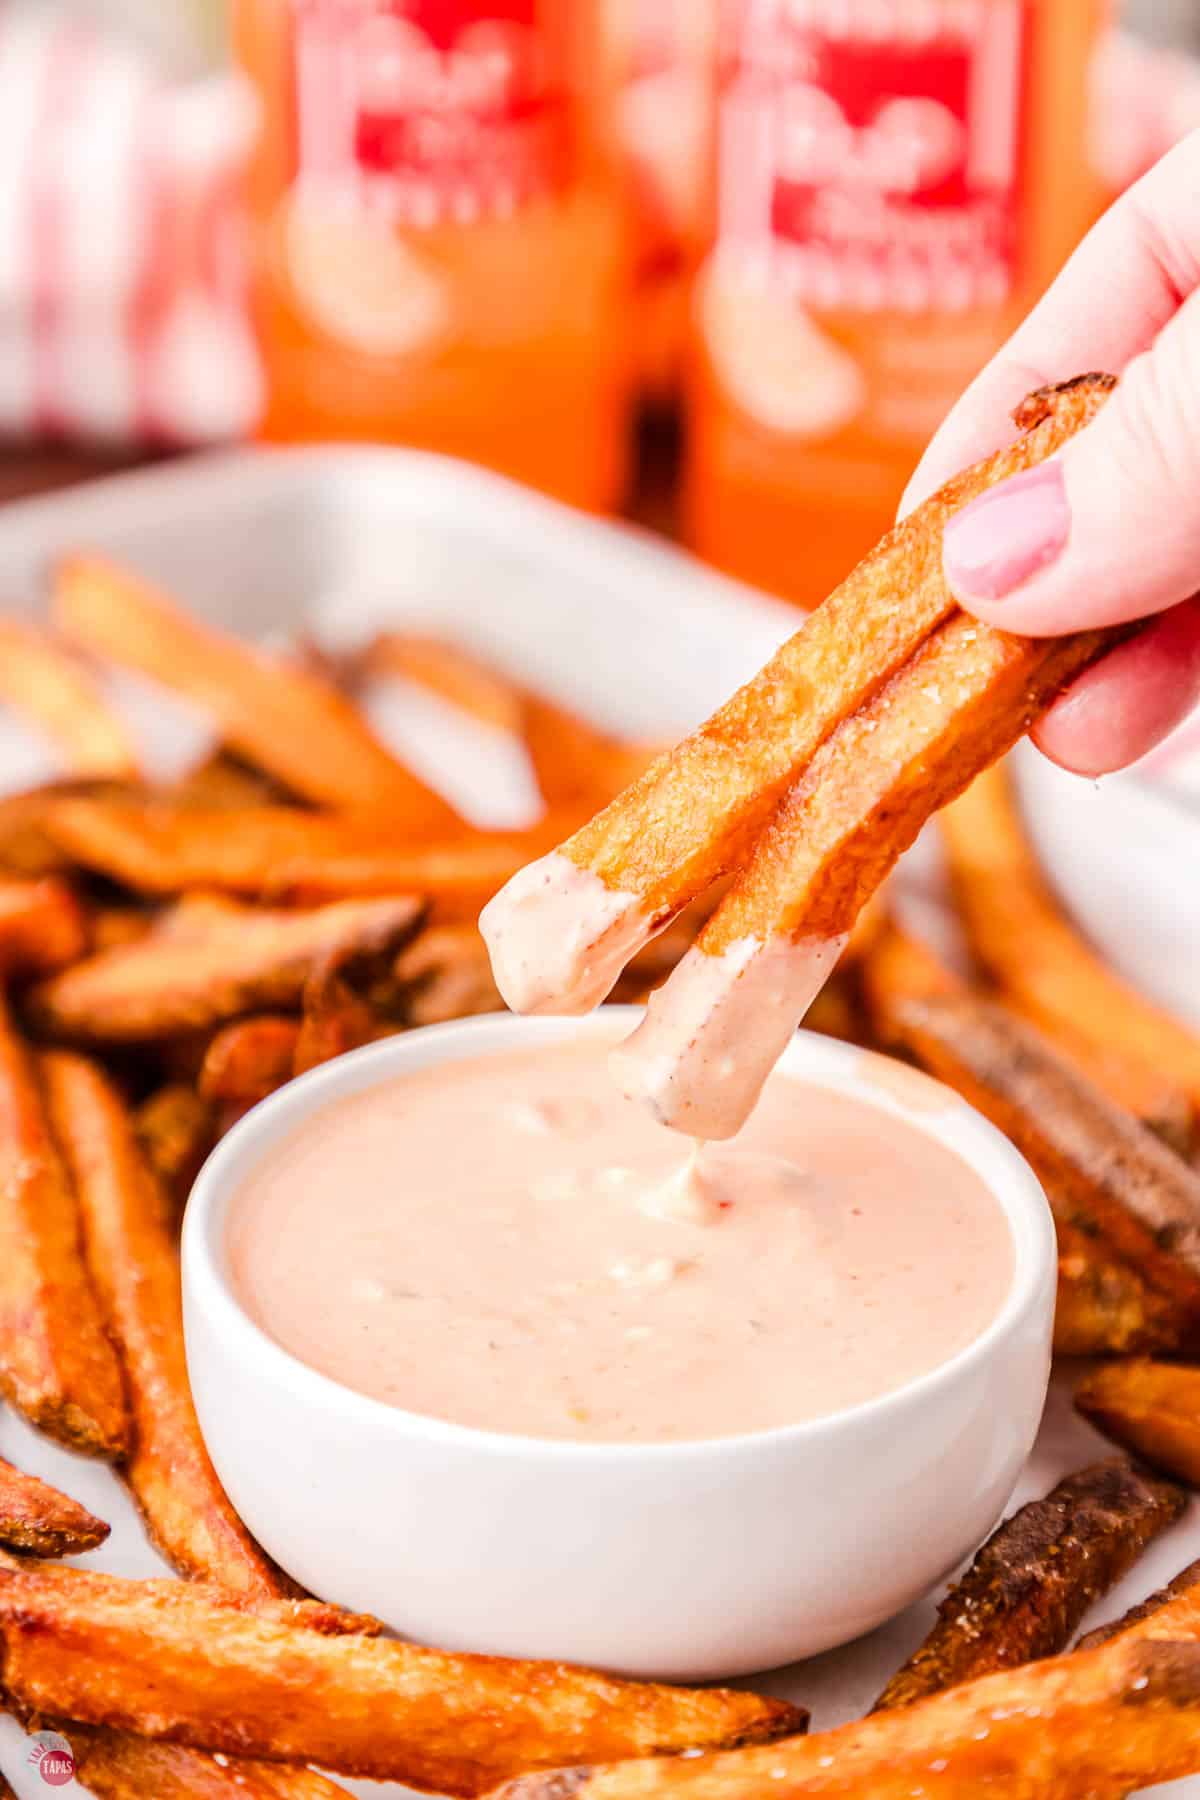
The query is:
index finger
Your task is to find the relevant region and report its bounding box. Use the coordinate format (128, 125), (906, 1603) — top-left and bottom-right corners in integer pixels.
(901, 130), (1200, 516)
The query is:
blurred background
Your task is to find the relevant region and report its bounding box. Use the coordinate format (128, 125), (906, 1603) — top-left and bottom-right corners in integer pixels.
(5, 0), (1200, 609)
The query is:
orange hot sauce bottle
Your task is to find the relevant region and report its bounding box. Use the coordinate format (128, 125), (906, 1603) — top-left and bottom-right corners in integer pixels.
(233, 0), (631, 511)
(684, 0), (1108, 606)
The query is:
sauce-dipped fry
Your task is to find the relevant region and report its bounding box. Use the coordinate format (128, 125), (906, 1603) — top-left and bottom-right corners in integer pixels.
(873, 1459), (1185, 1710)
(26, 893), (424, 1043)
(486, 1636), (1200, 1800)
(53, 556), (456, 826)
(0, 876), (88, 976)
(0, 1559), (803, 1793)
(41, 1052), (293, 1598)
(481, 376), (1117, 1022)
(0, 1456), (109, 1555)
(0, 991), (128, 1456)
(0, 620), (139, 779)
(943, 763), (1200, 1114)
(1077, 1360), (1200, 1487)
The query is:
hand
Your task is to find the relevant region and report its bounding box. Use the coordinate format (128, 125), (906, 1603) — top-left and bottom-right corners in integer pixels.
(903, 132), (1200, 776)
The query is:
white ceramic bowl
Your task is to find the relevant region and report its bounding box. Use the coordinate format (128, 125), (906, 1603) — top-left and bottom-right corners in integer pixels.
(182, 1010), (1055, 1682)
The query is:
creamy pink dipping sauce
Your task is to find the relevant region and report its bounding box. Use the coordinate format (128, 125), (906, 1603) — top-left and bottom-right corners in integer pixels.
(229, 1042), (1013, 1444)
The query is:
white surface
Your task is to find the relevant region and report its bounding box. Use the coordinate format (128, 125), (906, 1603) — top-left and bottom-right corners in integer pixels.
(0, 447), (1194, 1793)
(183, 1013), (1055, 1682)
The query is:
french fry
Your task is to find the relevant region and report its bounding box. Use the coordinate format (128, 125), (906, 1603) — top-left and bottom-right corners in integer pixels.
(41, 1052), (293, 1598)
(395, 924), (504, 1026)
(91, 905), (153, 953)
(26, 892), (425, 1043)
(61, 1727), (352, 1800)
(0, 1456), (109, 1555)
(1076, 1558), (1200, 1653)
(359, 632), (525, 734)
(172, 749), (287, 811)
(0, 989), (128, 1456)
(199, 1016), (302, 1106)
(43, 795), (572, 908)
(1077, 1360), (1200, 1487)
(293, 960), (379, 1076)
(53, 556), (457, 826)
(135, 1083), (215, 1213)
(0, 1559), (802, 1792)
(616, 609), (1122, 1138)
(483, 375), (1117, 1020)
(864, 926), (1200, 1319)
(488, 1635), (1200, 1800)
(873, 1459), (1186, 1710)
(0, 619), (139, 779)
(0, 875), (88, 976)
(521, 693), (659, 814)
(943, 763), (1200, 1115)
(1054, 1219), (1183, 1357)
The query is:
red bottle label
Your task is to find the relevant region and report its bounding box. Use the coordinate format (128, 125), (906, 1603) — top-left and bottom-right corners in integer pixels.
(718, 0), (1029, 312)
(289, 0), (569, 225)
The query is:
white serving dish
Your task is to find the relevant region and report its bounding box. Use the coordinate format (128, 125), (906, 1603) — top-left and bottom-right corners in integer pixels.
(0, 447), (1194, 1794)
(183, 1010), (1054, 1682)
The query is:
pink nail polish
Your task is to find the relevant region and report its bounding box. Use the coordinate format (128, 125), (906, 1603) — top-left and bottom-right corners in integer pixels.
(942, 461), (1070, 602)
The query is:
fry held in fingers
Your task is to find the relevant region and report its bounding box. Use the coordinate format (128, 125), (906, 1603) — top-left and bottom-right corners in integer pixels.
(873, 1459), (1185, 1710)
(0, 990), (128, 1456)
(0, 1457), (109, 1555)
(53, 555), (456, 825)
(0, 1559), (802, 1793)
(42, 1052), (292, 1598)
(481, 376), (1117, 1019)
(1077, 1360), (1200, 1487)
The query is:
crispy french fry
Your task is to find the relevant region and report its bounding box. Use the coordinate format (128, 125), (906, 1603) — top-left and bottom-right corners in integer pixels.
(944, 763), (1200, 1115)
(0, 1559), (802, 1792)
(27, 893), (424, 1043)
(0, 875), (88, 976)
(0, 990), (127, 1456)
(135, 1083), (215, 1213)
(1077, 1360), (1200, 1487)
(43, 795), (572, 909)
(53, 556), (457, 825)
(41, 1052), (292, 1598)
(293, 961), (379, 1075)
(491, 1637), (1200, 1800)
(1076, 1558), (1200, 1653)
(862, 977), (1200, 1329)
(483, 376), (1117, 1021)
(873, 1460), (1185, 1710)
(62, 1726), (352, 1800)
(395, 924), (504, 1026)
(0, 1456), (109, 1555)
(616, 609), (1122, 1138)
(1054, 1219), (1183, 1358)
(0, 620), (139, 779)
(199, 1017), (302, 1106)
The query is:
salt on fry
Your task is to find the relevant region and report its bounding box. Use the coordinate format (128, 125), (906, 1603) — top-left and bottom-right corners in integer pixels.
(487, 1636), (1200, 1800)
(0, 619), (139, 779)
(53, 555), (457, 825)
(27, 892), (425, 1043)
(0, 1455), (110, 1555)
(873, 1459), (1185, 1710)
(0, 990), (128, 1456)
(1077, 1360), (1200, 1487)
(0, 1558), (802, 1793)
(0, 876), (88, 976)
(42, 1052), (293, 1598)
(943, 763), (1200, 1116)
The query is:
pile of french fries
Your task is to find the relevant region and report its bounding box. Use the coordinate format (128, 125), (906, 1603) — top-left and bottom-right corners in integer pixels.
(3, 554), (1200, 1796)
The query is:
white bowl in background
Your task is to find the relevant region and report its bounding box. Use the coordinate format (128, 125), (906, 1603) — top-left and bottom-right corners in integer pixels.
(182, 1010), (1054, 1681)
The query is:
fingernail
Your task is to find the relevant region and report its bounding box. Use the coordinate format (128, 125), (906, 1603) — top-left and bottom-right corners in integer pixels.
(942, 461), (1070, 602)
